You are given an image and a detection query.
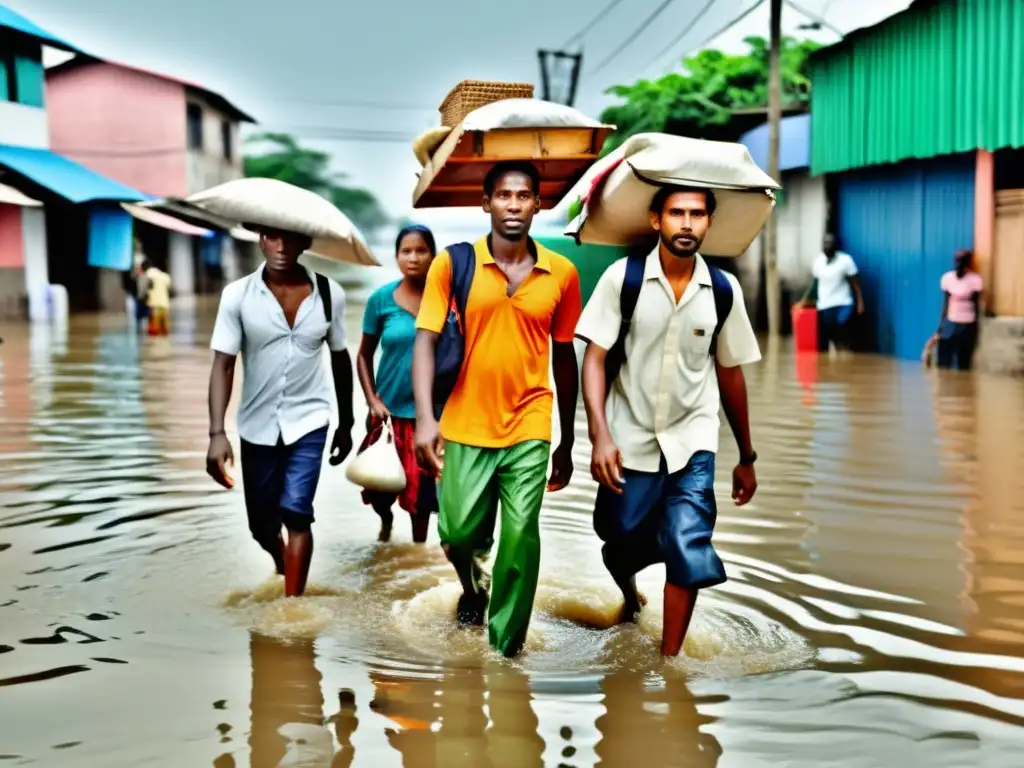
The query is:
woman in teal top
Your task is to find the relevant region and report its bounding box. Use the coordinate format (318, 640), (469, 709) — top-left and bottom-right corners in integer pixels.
(355, 225), (437, 542)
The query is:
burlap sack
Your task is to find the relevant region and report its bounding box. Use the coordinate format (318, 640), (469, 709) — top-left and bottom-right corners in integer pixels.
(185, 177), (378, 266)
(563, 133), (780, 257)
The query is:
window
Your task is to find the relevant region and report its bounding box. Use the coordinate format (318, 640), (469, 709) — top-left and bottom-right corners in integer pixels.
(0, 38), (44, 108)
(221, 120), (233, 161)
(186, 103), (204, 150)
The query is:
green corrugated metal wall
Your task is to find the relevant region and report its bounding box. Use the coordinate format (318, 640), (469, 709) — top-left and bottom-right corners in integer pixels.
(811, 0), (1024, 175)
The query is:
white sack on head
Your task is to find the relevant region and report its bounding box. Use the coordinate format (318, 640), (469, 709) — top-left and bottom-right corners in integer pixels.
(184, 177), (379, 266)
(460, 98), (607, 132)
(563, 132), (780, 257)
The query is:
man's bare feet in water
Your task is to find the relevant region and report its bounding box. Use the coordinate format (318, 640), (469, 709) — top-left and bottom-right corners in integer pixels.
(456, 589), (488, 626)
(619, 578), (648, 624)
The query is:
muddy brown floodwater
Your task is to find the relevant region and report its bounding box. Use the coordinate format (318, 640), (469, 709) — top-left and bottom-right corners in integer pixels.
(2, 274), (1024, 767)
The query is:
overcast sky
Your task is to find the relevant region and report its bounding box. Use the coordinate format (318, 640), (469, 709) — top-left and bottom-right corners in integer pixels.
(10, 0), (911, 223)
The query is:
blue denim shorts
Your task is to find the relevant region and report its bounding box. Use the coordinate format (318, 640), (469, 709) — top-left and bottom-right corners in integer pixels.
(594, 450), (726, 590)
(240, 426), (328, 540)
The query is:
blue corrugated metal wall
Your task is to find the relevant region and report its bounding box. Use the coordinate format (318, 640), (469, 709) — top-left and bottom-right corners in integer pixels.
(835, 154), (975, 360)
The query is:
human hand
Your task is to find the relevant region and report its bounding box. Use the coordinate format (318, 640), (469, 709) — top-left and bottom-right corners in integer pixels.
(732, 463), (757, 506)
(206, 432), (235, 489)
(547, 442), (574, 492)
(328, 427), (353, 466)
(415, 418), (445, 476)
(590, 433), (624, 494)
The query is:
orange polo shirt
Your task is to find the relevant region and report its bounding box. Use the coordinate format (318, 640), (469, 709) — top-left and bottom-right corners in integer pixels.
(417, 237), (582, 448)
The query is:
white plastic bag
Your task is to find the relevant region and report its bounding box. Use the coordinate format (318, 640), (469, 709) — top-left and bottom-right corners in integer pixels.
(345, 419), (407, 493)
(461, 98), (606, 131)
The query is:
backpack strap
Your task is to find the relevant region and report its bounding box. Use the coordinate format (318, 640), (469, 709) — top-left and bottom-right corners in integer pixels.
(315, 272), (332, 345)
(602, 251), (647, 397)
(707, 265), (734, 358)
(445, 242), (476, 332)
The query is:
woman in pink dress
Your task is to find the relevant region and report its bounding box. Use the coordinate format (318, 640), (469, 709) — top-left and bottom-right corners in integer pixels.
(933, 249), (983, 370)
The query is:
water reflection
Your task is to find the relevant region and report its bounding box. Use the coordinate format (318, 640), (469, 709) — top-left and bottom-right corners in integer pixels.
(3, 295), (1024, 766)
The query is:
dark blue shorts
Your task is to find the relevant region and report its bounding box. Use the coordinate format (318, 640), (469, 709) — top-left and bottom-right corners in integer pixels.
(594, 450), (726, 590)
(240, 426), (328, 541)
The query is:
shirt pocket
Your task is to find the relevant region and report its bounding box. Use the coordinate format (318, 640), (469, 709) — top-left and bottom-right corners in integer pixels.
(678, 296), (717, 370)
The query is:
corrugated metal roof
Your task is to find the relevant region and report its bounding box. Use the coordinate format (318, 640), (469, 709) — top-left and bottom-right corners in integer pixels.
(810, 0), (1024, 174)
(0, 5), (81, 53)
(739, 114), (811, 174)
(0, 144), (145, 203)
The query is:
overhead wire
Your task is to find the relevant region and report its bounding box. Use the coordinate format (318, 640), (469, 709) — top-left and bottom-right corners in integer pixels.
(639, 0), (721, 76)
(650, 0), (767, 74)
(589, 0), (682, 76)
(561, 0), (628, 49)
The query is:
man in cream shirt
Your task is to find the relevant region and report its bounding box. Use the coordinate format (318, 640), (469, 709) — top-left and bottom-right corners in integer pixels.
(575, 185), (761, 657)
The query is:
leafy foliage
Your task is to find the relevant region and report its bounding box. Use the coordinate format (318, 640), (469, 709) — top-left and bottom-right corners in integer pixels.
(243, 132), (388, 235)
(600, 36), (822, 154)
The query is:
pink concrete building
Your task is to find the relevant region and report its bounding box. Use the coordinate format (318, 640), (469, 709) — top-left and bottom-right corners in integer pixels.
(45, 55), (254, 198)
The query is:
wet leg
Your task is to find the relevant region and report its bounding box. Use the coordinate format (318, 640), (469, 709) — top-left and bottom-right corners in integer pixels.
(372, 500), (394, 542)
(283, 523), (313, 597)
(488, 441), (549, 657)
(661, 585), (698, 656)
(437, 442), (499, 626)
(410, 509), (430, 543)
(601, 544), (648, 624)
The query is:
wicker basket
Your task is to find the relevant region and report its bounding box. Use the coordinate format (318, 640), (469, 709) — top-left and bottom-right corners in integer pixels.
(439, 80), (535, 128)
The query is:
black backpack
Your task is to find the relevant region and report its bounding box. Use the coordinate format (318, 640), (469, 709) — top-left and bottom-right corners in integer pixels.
(603, 252), (734, 398)
(431, 243), (476, 419)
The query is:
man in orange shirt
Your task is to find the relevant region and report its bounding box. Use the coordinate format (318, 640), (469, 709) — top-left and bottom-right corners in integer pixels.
(412, 161), (582, 657)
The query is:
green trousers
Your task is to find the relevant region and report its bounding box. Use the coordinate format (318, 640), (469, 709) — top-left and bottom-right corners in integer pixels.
(438, 440), (550, 657)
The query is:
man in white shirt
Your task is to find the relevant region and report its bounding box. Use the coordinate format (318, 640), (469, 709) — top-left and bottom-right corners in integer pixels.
(575, 186), (761, 657)
(801, 233), (865, 351)
(206, 227), (354, 597)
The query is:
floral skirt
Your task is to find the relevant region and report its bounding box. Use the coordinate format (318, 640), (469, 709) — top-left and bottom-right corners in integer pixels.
(357, 415), (437, 515)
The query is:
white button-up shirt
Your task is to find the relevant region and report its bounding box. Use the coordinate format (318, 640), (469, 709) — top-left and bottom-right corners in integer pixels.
(575, 250), (761, 474)
(209, 264), (347, 447)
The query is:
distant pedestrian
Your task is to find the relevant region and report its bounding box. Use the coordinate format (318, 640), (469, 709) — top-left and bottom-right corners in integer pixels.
(932, 248), (983, 371)
(143, 259), (172, 336)
(355, 225), (438, 543)
(800, 233), (865, 351)
(206, 226), (354, 597)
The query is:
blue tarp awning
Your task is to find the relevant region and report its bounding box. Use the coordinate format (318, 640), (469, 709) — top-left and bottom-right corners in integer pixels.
(0, 5), (82, 53)
(739, 113), (811, 174)
(0, 144), (146, 204)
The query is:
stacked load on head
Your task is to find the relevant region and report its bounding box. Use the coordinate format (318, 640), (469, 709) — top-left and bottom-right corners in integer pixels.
(562, 132), (781, 257)
(412, 79), (615, 210)
(138, 177), (378, 266)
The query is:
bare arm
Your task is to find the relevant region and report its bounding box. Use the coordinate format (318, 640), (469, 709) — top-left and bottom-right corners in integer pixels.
(937, 293), (950, 334)
(848, 274), (865, 313)
(716, 362), (754, 460)
(330, 349), (355, 432)
(551, 341), (578, 449)
(206, 352), (237, 489)
(412, 330), (444, 474)
(355, 333), (379, 402)
(581, 343), (623, 492)
(208, 352), (236, 437)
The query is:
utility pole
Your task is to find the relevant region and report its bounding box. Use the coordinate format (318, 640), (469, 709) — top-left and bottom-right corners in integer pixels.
(537, 49), (583, 106)
(765, 0), (783, 337)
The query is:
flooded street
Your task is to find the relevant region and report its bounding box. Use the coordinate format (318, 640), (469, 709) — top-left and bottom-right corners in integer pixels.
(2, 274), (1024, 767)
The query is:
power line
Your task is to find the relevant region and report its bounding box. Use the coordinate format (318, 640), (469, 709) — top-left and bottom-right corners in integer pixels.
(641, 0), (720, 75)
(786, 0), (845, 36)
(562, 0), (628, 49)
(590, 0), (682, 76)
(654, 0), (767, 74)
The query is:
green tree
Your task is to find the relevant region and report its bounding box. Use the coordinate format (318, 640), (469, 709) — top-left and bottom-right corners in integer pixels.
(600, 36), (822, 154)
(243, 132), (389, 236)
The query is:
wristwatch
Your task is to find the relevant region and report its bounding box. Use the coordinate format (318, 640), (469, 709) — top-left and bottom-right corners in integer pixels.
(739, 450), (758, 466)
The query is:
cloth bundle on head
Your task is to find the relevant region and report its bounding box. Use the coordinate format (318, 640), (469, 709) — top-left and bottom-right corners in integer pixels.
(563, 133), (781, 257)
(182, 177), (379, 266)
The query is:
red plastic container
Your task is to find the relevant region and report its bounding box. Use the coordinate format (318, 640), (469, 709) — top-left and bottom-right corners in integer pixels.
(791, 305), (818, 353)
